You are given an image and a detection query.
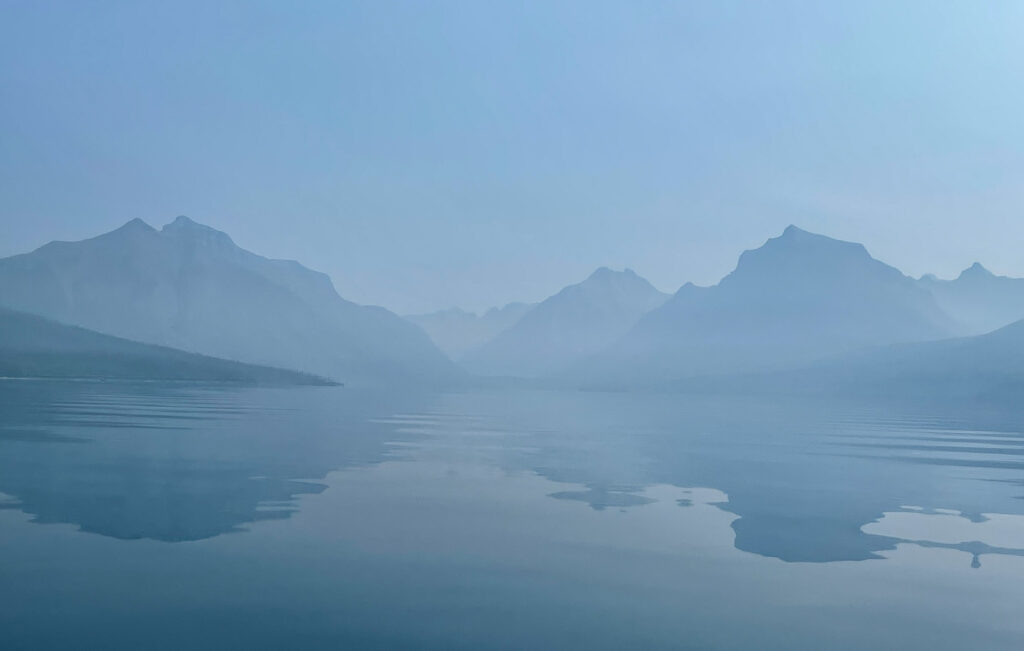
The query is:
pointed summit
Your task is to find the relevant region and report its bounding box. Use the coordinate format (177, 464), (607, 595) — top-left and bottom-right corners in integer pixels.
(162, 215), (227, 236)
(161, 215), (236, 248)
(112, 217), (156, 234)
(758, 225), (862, 255)
(77, 217), (159, 249)
(728, 226), (873, 286)
(772, 224), (846, 248)
(958, 262), (993, 280)
(772, 224), (858, 249)
(920, 261), (1024, 334)
(169, 215), (196, 227)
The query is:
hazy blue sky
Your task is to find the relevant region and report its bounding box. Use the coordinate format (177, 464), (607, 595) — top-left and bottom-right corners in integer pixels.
(3, 1), (1023, 313)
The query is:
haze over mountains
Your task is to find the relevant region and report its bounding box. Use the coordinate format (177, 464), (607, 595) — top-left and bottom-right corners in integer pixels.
(699, 315), (1024, 401)
(406, 302), (535, 360)
(0, 307), (331, 384)
(919, 263), (1024, 336)
(799, 318), (1024, 400)
(569, 226), (961, 386)
(1, 219), (1022, 395)
(0, 217), (459, 386)
(462, 267), (669, 378)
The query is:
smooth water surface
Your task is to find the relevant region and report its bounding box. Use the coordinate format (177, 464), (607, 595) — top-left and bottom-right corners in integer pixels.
(2, 380), (1024, 650)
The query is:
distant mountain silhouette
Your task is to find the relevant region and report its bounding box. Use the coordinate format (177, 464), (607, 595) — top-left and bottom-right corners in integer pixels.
(0, 217), (459, 386)
(919, 263), (1024, 335)
(463, 268), (668, 377)
(839, 321), (1024, 397)
(406, 302), (535, 360)
(572, 226), (957, 386)
(0, 307), (332, 384)
(787, 317), (1024, 400)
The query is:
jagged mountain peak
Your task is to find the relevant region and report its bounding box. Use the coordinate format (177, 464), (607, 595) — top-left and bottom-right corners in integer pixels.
(919, 261), (1024, 335)
(958, 262), (994, 280)
(406, 301), (536, 361)
(163, 215), (217, 232)
(88, 218), (158, 243)
(161, 215), (237, 248)
(761, 225), (866, 256)
(586, 266), (638, 281)
(572, 267), (660, 296)
(726, 226), (881, 287)
(119, 217), (157, 233)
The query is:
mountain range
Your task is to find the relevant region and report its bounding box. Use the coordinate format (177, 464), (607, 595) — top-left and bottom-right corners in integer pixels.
(0, 217), (459, 386)
(918, 263), (1024, 335)
(2, 219), (1022, 395)
(406, 302), (535, 360)
(462, 267), (669, 378)
(568, 226), (960, 386)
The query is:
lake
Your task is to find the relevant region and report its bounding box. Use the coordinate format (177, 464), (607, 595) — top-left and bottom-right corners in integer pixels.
(2, 380), (1023, 650)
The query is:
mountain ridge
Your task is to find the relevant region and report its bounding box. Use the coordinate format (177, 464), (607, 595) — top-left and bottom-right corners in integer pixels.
(919, 262), (1024, 335)
(406, 301), (536, 360)
(0, 307), (334, 384)
(0, 217), (460, 386)
(463, 267), (669, 378)
(567, 226), (958, 386)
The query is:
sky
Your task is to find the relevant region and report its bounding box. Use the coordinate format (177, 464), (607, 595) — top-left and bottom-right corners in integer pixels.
(2, 1), (1023, 314)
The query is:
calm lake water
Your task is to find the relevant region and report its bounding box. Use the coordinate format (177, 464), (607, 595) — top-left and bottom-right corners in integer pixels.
(2, 380), (1024, 650)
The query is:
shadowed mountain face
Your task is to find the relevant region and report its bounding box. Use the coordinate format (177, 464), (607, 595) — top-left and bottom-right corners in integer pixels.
(775, 318), (1024, 400)
(0, 217), (459, 386)
(406, 302), (535, 360)
(919, 263), (1024, 335)
(0, 308), (332, 384)
(573, 226), (958, 386)
(462, 268), (669, 378)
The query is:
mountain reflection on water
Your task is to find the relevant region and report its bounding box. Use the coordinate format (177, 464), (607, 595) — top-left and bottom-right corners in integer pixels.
(0, 381), (430, 541)
(1, 380), (1024, 566)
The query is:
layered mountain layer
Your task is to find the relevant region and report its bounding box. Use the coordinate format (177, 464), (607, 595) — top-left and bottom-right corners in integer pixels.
(0, 217), (459, 386)
(463, 268), (669, 377)
(0, 307), (332, 384)
(406, 302), (535, 360)
(570, 226), (958, 385)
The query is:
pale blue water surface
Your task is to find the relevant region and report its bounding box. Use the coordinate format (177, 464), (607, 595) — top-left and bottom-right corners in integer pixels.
(2, 380), (1023, 650)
